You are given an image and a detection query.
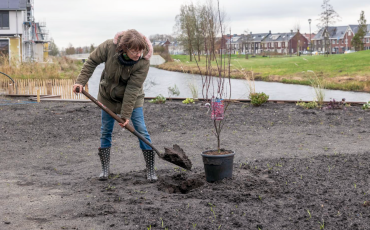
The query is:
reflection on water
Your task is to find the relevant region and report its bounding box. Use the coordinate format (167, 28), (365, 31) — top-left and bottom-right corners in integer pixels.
(0, 79), (88, 100)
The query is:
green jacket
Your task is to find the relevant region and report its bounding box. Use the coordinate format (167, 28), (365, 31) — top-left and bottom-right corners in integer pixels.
(76, 39), (150, 119)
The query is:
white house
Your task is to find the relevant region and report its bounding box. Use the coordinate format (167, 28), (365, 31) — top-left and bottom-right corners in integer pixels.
(0, 0), (49, 62)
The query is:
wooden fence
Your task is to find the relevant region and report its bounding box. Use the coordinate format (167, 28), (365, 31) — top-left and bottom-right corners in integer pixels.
(0, 79), (89, 99)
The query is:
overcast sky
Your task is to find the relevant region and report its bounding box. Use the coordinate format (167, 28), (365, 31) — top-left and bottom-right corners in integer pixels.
(33, 0), (370, 49)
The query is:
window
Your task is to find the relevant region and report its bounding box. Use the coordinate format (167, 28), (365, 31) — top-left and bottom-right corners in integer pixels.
(0, 40), (9, 55)
(0, 11), (9, 29)
(332, 40), (336, 45)
(367, 38), (369, 43)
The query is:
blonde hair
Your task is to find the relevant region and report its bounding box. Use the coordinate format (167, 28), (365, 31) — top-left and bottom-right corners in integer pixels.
(116, 29), (147, 53)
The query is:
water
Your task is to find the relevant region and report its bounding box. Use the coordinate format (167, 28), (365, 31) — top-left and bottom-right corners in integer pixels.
(87, 65), (370, 102)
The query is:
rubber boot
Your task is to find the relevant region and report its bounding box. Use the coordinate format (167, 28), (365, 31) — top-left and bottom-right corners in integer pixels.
(98, 147), (110, 181)
(142, 150), (158, 182)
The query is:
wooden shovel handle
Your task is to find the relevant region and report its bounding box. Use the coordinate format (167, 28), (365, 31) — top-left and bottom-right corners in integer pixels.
(75, 86), (135, 133)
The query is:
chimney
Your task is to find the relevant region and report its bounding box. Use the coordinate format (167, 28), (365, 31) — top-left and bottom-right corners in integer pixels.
(250, 32), (252, 34)
(269, 30), (271, 34)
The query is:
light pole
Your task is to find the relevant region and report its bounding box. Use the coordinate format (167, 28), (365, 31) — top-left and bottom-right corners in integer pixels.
(308, 19), (312, 55)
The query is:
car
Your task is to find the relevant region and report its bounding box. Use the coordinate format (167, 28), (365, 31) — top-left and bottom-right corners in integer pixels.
(344, 50), (356, 54)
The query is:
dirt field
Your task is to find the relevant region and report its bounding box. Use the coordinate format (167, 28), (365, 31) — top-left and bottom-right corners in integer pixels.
(1, 96), (370, 230)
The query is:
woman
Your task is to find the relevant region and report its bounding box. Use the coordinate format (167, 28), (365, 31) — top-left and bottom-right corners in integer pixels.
(72, 29), (157, 182)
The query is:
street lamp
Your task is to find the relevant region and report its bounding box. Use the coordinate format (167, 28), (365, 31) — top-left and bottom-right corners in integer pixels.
(308, 19), (312, 55)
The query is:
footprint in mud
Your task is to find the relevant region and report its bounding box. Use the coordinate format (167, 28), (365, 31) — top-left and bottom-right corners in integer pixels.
(157, 173), (204, 194)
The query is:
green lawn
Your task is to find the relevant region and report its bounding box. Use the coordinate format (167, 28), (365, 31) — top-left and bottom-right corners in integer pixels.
(162, 50), (370, 92)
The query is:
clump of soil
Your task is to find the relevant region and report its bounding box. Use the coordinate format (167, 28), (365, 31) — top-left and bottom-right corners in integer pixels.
(163, 144), (192, 170)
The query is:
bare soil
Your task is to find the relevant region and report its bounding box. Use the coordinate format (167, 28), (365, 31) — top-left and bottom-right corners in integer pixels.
(1, 96), (370, 230)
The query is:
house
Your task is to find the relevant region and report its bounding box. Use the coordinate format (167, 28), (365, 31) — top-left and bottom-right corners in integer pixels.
(243, 32), (270, 54)
(0, 0), (49, 62)
(222, 32), (270, 55)
(312, 25), (370, 53)
(261, 30), (308, 54)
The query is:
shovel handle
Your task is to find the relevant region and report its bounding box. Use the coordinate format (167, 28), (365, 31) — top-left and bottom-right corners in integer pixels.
(75, 86), (161, 155)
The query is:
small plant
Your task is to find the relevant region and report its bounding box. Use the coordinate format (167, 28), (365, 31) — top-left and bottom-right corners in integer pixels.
(182, 98), (195, 104)
(149, 94), (166, 104)
(318, 220), (325, 229)
(307, 70), (326, 106)
(168, 84), (180, 99)
(187, 79), (199, 99)
(192, 223), (197, 228)
(324, 98), (346, 110)
(249, 92), (269, 106)
(307, 209), (312, 219)
(362, 101), (370, 110)
(296, 100), (318, 109)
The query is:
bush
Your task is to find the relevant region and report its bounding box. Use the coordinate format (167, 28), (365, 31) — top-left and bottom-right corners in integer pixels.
(249, 92), (269, 106)
(182, 98), (195, 104)
(323, 98), (346, 110)
(296, 100), (318, 109)
(149, 94), (166, 104)
(362, 101), (370, 110)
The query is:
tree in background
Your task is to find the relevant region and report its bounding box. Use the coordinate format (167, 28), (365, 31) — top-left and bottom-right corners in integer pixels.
(175, 4), (196, 61)
(48, 37), (59, 56)
(317, 0), (341, 55)
(149, 34), (174, 43)
(89, 44), (95, 53)
(352, 11), (367, 51)
(65, 43), (76, 55)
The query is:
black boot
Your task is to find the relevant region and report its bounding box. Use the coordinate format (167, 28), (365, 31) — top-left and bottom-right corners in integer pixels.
(98, 147), (110, 181)
(142, 150), (158, 182)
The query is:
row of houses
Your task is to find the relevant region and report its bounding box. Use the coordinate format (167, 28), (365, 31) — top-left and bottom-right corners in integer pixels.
(312, 25), (370, 53)
(222, 30), (310, 55)
(0, 0), (49, 62)
(153, 24), (370, 55)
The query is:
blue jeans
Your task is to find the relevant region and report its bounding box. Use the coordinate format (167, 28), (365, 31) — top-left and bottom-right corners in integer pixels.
(100, 107), (152, 150)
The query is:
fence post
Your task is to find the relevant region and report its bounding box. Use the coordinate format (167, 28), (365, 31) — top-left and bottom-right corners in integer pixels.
(47, 80), (52, 95)
(8, 83), (14, 95)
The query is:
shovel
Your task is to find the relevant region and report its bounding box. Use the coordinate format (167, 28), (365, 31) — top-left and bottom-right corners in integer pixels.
(76, 87), (192, 170)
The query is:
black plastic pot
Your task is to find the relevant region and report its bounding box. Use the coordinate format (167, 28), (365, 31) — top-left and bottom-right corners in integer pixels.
(201, 150), (235, 182)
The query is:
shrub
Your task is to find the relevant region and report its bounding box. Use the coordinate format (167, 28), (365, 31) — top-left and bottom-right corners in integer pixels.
(362, 101), (370, 110)
(149, 94), (166, 104)
(323, 98), (346, 110)
(168, 84), (180, 99)
(296, 100), (318, 109)
(249, 92), (269, 106)
(182, 98), (195, 104)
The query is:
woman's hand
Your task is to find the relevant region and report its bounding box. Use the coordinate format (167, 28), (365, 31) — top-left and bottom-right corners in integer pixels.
(119, 119), (130, 128)
(72, 84), (84, 93)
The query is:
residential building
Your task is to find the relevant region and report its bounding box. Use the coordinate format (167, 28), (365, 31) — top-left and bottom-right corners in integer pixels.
(261, 30), (308, 54)
(242, 32), (270, 54)
(0, 0), (49, 62)
(312, 24), (370, 53)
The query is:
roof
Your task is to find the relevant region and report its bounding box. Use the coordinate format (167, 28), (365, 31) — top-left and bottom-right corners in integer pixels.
(330, 26), (348, 40)
(243, 33), (270, 42)
(262, 32), (296, 42)
(0, 0), (27, 10)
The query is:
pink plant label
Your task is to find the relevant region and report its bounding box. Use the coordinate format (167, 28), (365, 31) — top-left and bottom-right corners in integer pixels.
(211, 98), (224, 120)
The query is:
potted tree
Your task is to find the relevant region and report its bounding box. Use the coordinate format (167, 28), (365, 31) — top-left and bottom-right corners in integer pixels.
(194, 2), (234, 182)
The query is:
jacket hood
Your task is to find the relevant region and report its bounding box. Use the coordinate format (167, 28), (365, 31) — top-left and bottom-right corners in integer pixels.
(113, 31), (153, 60)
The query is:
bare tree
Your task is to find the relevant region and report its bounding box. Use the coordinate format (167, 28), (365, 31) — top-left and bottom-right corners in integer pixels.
(293, 20), (301, 32)
(175, 4), (196, 61)
(194, 0), (230, 152)
(317, 0), (341, 55)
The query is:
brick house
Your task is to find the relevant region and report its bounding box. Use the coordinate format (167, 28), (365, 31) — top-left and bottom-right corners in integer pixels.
(242, 32), (270, 54)
(312, 25), (370, 53)
(261, 30), (309, 54)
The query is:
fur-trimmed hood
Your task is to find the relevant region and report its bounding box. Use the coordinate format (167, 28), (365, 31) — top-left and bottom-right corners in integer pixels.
(113, 31), (153, 60)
